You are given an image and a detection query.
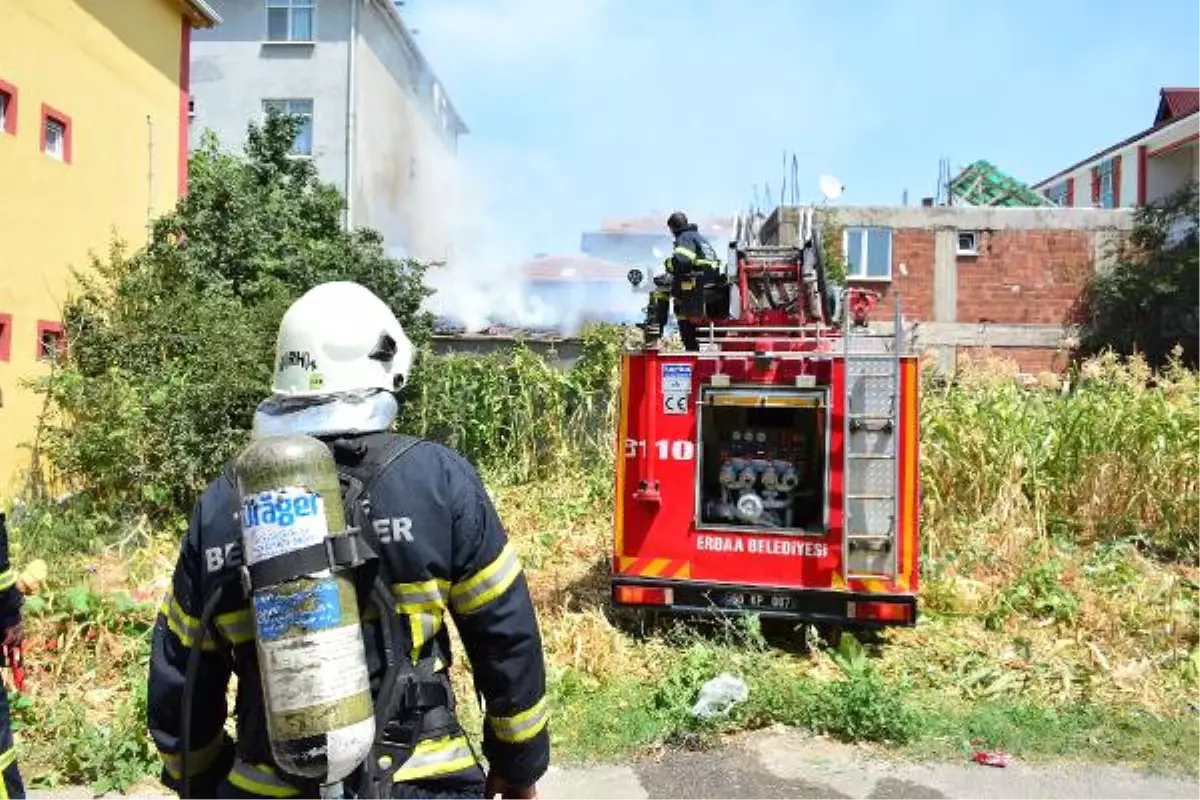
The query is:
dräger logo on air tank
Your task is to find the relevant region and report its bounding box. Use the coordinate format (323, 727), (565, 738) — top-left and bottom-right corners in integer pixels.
(241, 490), (323, 529)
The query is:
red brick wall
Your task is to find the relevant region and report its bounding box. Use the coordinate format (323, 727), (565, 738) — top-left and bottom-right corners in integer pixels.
(957, 346), (1072, 375)
(846, 229), (935, 320)
(955, 230), (1093, 324)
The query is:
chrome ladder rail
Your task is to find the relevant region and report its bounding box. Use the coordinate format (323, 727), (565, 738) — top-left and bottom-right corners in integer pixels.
(841, 294), (903, 579)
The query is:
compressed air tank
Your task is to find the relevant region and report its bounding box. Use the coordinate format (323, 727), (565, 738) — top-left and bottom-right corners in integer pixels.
(235, 434), (375, 785)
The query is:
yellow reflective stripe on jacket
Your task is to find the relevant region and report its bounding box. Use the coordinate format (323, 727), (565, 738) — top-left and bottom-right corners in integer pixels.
(673, 245), (697, 262)
(488, 696), (549, 744)
(407, 609), (445, 665)
(159, 730), (225, 780)
(391, 735), (477, 783)
(0, 745), (13, 799)
(0, 569), (15, 592)
(214, 609), (255, 646)
(393, 578), (449, 663)
(228, 761), (301, 798)
(392, 578), (450, 614)
(450, 544), (522, 615)
(159, 589), (219, 651)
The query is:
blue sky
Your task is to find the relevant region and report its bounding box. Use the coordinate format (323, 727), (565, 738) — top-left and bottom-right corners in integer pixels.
(407, 0), (1200, 257)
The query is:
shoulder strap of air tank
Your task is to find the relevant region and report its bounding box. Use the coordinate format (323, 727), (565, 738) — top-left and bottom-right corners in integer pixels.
(221, 461), (237, 492)
(330, 431), (426, 567)
(344, 431), (427, 492)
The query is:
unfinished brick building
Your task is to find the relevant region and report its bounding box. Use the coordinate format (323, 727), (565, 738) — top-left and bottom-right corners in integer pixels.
(763, 205), (1135, 374)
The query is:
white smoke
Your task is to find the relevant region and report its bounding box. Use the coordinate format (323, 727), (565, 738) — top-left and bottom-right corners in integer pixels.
(394, 0), (627, 337)
(393, 107), (619, 336)
(395, 129), (529, 332)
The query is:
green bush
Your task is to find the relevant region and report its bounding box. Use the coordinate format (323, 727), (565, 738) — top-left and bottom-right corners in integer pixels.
(1075, 180), (1198, 370)
(399, 324), (623, 483)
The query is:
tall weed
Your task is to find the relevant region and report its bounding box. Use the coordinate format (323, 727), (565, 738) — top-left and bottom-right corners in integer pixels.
(920, 350), (1198, 562)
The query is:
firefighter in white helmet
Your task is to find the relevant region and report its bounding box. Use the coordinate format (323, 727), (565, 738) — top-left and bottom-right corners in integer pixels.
(148, 281), (550, 799)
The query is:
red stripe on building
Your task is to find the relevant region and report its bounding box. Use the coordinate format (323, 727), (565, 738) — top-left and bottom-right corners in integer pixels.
(178, 16), (191, 196)
(1137, 145), (1148, 205)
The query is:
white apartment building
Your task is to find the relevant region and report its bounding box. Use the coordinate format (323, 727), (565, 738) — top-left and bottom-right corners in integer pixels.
(1034, 87), (1197, 210)
(188, 0), (468, 255)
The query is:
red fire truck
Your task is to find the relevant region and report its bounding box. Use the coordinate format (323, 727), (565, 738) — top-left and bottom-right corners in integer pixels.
(610, 207), (920, 628)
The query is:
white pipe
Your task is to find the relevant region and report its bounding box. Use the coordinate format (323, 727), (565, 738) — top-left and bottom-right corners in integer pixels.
(344, 0), (360, 231)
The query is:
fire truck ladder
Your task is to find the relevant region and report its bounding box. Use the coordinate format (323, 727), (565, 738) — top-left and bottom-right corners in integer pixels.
(841, 295), (903, 579)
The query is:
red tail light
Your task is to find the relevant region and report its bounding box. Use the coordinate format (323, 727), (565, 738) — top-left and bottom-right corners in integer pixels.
(614, 586), (674, 606)
(847, 600), (912, 622)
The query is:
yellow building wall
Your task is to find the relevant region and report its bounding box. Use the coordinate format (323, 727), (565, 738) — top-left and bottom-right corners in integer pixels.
(0, 0), (188, 501)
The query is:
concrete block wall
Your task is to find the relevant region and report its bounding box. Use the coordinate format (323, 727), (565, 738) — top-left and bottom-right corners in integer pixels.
(762, 205), (1136, 374)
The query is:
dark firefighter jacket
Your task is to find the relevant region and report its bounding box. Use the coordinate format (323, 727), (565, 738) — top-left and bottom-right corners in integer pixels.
(0, 513), (20, 635)
(0, 512), (21, 791)
(664, 224), (720, 287)
(147, 435), (550, 798)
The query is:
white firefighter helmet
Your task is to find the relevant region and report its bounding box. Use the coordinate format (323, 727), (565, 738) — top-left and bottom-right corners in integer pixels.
(271, 281), (413, 396)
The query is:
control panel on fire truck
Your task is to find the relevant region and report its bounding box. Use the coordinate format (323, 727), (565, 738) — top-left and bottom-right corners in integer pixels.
(696, 394), (828, 534)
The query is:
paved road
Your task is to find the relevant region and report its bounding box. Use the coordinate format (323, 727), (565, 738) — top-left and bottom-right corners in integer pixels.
(29, 726), (1198, 799)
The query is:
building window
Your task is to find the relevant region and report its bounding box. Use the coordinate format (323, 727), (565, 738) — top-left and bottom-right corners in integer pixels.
(1047, 182), (1069, 206)
(843, 227), (892, 281)
(1098, 159), (1115, 208)
(40, 105), (71, 163)
(45, 118), (65, 158)
(262, 99), (313, 156)
(0, 314), (12, 363)
(0, 80), (16, 136)
(266, 0), (315, 42)
(36, 321), (65, 362)
(956, 230), (978, 256)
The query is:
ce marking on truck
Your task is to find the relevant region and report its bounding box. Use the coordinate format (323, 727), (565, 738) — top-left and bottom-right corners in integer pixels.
(662, 394), (689, 414)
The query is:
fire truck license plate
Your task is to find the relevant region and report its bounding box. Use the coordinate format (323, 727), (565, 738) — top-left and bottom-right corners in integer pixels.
(718, 591), (794, 611)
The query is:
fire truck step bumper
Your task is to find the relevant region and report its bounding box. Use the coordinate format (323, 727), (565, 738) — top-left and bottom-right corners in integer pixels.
(611, 577), (917, 628)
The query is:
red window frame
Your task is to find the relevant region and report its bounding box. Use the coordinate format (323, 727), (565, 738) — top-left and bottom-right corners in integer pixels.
(36, 320), (65, 362)
(0, 79), (17, 135)
(40, 104), (72, 163)
(0, 313), (13, 362)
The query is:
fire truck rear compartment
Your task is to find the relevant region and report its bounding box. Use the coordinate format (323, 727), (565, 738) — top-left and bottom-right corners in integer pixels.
(697, 389), (827, 534)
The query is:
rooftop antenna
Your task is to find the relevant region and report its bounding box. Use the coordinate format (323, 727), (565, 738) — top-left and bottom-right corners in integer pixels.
(935, 157), (953, 206)
(791, 154), (799, 205)
(781, 150), (787, 207)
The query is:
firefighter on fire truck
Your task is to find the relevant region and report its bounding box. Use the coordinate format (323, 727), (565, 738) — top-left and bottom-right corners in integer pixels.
(647, 211), (728, 351)
(147, 281), (549, 799)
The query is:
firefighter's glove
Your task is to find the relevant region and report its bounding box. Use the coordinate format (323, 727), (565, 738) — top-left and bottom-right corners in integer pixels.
(652, 273), (673, 290)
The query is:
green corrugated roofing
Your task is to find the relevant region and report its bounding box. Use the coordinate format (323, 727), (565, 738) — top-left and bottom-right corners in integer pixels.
(949, 160), (1058, 207)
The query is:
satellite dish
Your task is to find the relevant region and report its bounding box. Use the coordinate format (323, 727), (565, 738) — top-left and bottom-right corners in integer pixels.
(818, 175), (844, 202)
